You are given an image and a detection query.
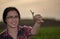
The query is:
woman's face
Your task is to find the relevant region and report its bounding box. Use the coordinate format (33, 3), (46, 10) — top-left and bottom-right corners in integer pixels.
(6, 10), (19, 28)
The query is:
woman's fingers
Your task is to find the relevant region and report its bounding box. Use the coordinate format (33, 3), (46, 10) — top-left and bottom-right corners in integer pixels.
(33, 14), (44, 23)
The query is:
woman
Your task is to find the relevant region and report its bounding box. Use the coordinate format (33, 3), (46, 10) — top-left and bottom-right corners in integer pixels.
(0, 7), (43, 39)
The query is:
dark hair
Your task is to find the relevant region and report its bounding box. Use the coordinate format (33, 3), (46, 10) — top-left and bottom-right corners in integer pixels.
(3, 7), (20, 24)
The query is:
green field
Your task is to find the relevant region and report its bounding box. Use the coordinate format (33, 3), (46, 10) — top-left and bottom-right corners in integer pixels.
(29, 27), (60, 39)
(0, 27), (60, 39)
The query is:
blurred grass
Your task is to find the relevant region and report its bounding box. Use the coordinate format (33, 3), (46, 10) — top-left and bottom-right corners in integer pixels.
(29, 27), (60, 39)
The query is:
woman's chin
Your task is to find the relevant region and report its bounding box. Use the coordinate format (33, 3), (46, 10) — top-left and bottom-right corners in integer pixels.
(7, 24), (18, 28)
(11, 26), (17, 28)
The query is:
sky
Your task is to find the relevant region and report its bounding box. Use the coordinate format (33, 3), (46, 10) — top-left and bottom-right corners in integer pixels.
(0, 0), (60, 21)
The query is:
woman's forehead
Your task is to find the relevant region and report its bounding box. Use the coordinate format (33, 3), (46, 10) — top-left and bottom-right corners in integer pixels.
(7, 10), (18, 16)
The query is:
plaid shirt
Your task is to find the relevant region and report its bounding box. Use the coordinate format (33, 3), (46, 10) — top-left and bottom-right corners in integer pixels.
(0, 25), (32, 39)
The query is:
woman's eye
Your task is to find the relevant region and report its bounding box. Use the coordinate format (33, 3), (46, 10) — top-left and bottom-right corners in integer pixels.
(15, 16), (19, 18)
(7, 16), (19, 19)
(7, 16), (13, 19)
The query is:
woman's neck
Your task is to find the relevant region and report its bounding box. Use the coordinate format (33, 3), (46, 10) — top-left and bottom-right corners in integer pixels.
(7, 26), (18, 35)
(7, 26), (18, 39)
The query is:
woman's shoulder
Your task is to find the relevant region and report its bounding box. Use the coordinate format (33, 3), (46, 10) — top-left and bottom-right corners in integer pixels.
(18, 25), (32, 36)
(19, 25), (32, 30)
(18, 25), (32, 34)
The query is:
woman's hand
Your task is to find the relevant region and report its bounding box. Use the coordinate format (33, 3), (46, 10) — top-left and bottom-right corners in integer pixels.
(33, 14), (44, 24)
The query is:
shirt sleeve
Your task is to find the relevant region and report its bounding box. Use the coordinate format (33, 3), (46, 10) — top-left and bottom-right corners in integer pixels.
(23, 25), (32, 37)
